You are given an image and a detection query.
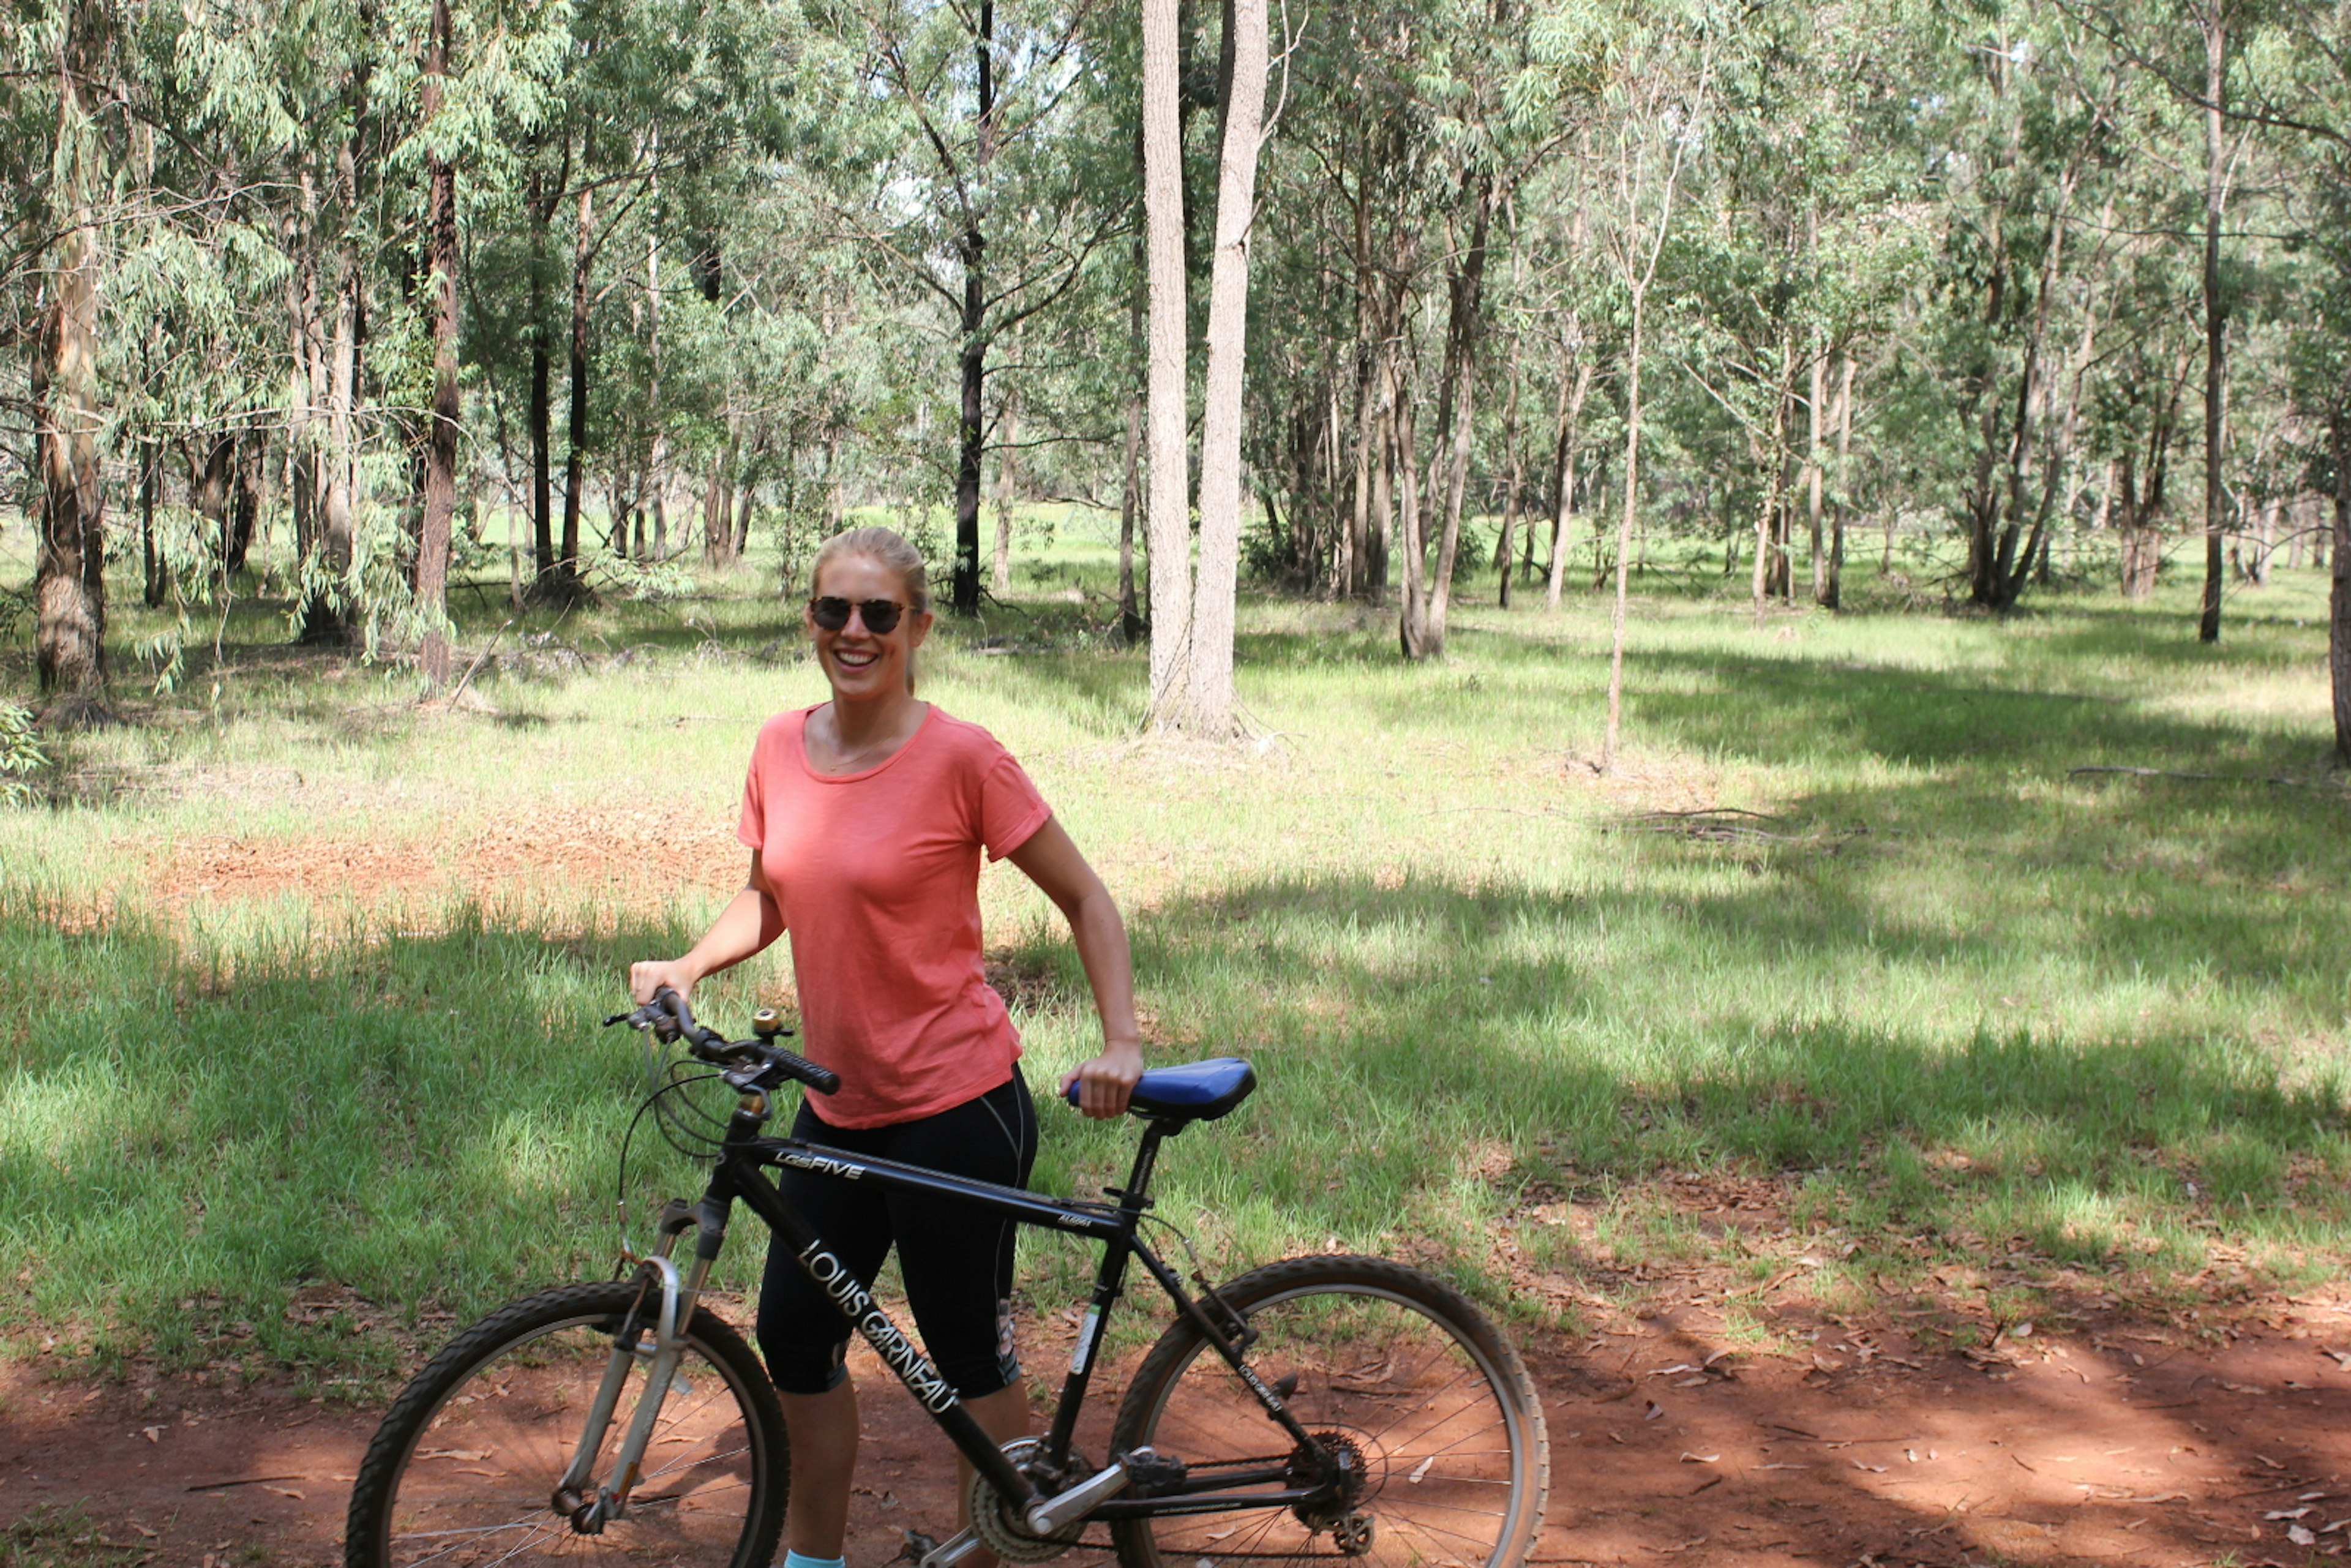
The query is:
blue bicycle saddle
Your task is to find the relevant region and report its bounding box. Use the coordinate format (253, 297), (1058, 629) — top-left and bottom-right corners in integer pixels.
(1067, 1056), (1258, 1123)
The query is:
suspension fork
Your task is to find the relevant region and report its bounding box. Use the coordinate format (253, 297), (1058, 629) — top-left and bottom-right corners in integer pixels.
(552, 1172), (738, 1532)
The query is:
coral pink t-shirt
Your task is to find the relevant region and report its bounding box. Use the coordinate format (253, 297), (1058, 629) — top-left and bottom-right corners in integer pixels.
(737, 704), (1052, 1128)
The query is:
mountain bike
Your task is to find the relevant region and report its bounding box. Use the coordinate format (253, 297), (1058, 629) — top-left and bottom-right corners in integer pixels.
(344, 989), (1549, 1568)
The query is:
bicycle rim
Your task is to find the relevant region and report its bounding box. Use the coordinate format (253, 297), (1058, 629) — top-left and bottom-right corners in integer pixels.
(353, 1282), (783, 1568)
(1111, 1257), (1546, 1568)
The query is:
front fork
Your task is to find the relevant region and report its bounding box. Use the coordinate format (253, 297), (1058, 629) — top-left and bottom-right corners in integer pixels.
(553, 1192), (727, 1532)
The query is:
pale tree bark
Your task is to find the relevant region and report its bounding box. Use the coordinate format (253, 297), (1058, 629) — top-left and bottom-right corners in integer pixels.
(1178, 0), (1270, 734)
(415, 0), (458, 689)
(1141, 0), (1192, 717)
(33, 22), (107, 713)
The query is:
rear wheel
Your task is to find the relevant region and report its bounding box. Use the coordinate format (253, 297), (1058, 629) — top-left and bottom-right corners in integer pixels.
(345, 1280), (787, 1568)
(1108, 1256), (1547, 1568)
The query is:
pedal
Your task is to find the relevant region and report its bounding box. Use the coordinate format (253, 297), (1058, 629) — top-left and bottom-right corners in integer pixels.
(1122, 1446), (1188, 1495)
(912, 1527), (981, 1568)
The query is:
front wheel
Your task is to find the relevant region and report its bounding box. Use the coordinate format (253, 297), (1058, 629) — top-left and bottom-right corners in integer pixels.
(1109, 1255), (1547, 1568)
(345, 1280), (788, 1568)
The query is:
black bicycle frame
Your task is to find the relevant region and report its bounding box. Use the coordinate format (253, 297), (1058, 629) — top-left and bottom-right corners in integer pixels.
(683, 1089), (1332, 1521)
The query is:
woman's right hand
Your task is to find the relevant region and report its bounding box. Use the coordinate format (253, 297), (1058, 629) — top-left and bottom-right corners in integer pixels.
(629, 959), (699, 1005)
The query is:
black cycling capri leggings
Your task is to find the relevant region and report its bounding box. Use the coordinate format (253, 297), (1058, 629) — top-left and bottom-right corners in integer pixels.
(756, 1070), (1038, 1400)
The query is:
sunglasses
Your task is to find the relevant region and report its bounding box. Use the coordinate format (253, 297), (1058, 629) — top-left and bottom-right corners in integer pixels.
(808, 596), (909, 635)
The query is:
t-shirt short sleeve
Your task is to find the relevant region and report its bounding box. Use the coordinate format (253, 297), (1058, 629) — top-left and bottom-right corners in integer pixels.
(978, 749), (1052, 862)
(737, 767), (765, 852)
(737, 715), (790, 852)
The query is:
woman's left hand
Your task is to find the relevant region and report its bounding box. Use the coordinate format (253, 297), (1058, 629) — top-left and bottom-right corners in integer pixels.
(1059, 1041), (1144, 1120)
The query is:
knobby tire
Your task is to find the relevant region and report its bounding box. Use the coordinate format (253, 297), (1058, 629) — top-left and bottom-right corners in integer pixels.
(1108, 1255), (1547, 1568)
(345, 1280), (788, 1568)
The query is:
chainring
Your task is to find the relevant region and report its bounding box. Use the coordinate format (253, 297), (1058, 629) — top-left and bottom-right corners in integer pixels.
(966, 1438), (1086, 1564)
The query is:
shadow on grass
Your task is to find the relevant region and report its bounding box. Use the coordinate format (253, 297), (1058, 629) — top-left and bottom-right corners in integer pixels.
(997, 861), (2351, 1278)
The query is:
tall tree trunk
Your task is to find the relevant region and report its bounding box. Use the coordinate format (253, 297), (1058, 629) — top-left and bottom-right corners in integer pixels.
(1341, 165), (1377, 599)
(993, 370), (1019, 595)
(1547, 361), (1591, 611)
(703, 424), (739, 566)
(951, 2), (997, 615)
(1805, 345), (1826, 604)
(1823, 353), (1853, 610)
(1181, 0), (1270, 733)
(1751, 373), (1789, 624)
(2330, 403), (2350, 765)
(645, 178), (666, 567)
(2197, 6), (2228, 645)
(562, 183), (593, 586)
(1603, 287), (1646, 773)
(527, 167), (556, 588)
(301, 127), (362, 645)
(1368, 362), (1395, 601)
(415, 0), (458, 689)
(1407, 174), (1494, 661)
(1141, 0), (1191, 712)
(33, 31), (107, 711)
(287, 178), (321, 604)
(1117, 253), (1147, 644)
(140, 443), (162, 610)
(228, 433), (260, 575)
(1496, 350), (1523, 607)
(190, 437), (233, 583)
(1395, 359), (1427, 655)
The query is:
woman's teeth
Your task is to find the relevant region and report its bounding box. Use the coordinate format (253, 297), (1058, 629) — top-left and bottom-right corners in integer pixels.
(835, 648), (878, 668)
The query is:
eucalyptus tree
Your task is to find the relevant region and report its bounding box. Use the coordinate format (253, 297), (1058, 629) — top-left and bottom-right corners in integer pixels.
(832, 0), (1124, 616)
(1553, 0), (1715, 769)
(15, 0), (116, 712)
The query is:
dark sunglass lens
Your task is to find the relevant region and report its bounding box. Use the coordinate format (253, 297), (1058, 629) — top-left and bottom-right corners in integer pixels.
(810, 597), (852, 630)
(859, 600), (903, 634)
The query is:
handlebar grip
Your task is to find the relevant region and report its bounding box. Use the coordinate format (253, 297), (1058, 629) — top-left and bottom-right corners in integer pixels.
(648, 985), (694, 1044)
(782, 1051), (841, 1095)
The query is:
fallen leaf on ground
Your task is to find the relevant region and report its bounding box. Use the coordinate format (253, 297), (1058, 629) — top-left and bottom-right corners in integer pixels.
(1679, 1452), (1719, 1464)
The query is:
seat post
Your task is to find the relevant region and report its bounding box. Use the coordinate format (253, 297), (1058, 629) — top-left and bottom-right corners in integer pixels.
(1109, 1117), (1176, 1212)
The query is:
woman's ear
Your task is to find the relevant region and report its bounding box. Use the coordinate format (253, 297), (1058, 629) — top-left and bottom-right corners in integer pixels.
(906, 610), (934, 651)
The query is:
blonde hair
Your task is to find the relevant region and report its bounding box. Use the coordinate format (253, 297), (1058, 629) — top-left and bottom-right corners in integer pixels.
(808, 526), (931, 693)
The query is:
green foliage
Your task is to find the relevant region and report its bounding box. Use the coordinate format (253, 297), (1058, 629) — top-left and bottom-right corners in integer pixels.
(0, 705), (47, 806)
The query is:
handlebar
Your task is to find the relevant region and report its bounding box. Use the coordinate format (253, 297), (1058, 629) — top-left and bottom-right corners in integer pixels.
(604, 986), (841, 1097)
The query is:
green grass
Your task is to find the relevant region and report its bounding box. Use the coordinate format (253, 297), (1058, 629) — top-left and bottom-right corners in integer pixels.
(2, 514), (2347, 1375)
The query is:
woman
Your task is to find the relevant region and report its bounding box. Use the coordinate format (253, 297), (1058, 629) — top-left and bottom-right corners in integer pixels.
(629, 525), (1143, 1568)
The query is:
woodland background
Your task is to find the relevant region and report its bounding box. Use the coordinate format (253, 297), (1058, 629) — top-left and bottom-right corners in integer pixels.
(0, 0), (2348, 759)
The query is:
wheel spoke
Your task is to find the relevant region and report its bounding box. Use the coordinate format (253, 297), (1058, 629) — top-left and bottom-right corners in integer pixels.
(356, 1285), (782, 1568)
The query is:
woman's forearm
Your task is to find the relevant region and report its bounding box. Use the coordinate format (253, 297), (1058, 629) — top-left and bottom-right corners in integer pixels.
(679, 885), (782, 986)
(1069, 888), (1141, 1051)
